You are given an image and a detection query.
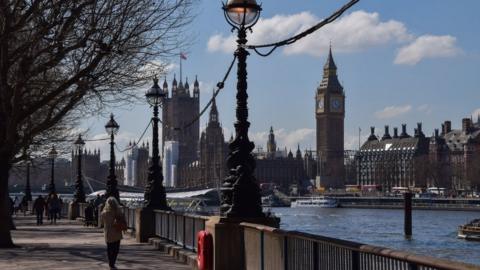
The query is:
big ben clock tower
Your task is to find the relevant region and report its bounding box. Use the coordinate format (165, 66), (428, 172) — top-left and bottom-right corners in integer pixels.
(315, 46), (345, 189)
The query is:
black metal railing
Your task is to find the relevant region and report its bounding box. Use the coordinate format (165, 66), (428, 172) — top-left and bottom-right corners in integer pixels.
(154, 210), (208, 252)
(78, 203), (88, 218)
(242, 223), (478, 270)
(124, 207), (137, 230)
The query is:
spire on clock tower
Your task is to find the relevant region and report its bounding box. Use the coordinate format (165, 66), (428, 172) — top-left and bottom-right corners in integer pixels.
(324, 44), (337, 71)
(267, 126), (277, 158)
(209, 91), (219, 125)
(318, 45), (343, 94)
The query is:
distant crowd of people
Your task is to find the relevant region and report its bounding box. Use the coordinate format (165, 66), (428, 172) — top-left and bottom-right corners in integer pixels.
(84, 194), (106, 227)
(11, 193), (126, 269)
(10, 194), (64, 225)
(9, 195), (29, 216)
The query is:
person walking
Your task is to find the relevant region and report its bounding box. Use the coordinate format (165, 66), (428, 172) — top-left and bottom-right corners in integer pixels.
(57, 196), (64, 219)
(48, 194), (61, 224)
(20, 196), (28, 216)
(9, 197), (14, 217)
(33, 195), (46, 225)
(13, 196), (20, 215)
(101, 197), (125, 270)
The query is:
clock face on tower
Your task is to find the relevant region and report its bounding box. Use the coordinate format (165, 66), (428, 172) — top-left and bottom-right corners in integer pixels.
(330, 96), (343, 112)
(316, 97), (324, 113)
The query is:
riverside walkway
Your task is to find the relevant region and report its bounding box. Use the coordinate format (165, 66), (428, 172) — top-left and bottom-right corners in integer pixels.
(0, 215), (190, 270)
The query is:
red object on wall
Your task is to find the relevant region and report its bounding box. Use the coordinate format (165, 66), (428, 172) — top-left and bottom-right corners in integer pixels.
(197, 230), (213, 270)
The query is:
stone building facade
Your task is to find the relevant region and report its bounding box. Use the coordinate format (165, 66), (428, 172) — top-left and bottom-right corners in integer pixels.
(162, 76), (200, 166)
(176, 94), (228, 189)
(174, 49), (349, 192)
(253, 133), (306, 192)
(356, 117), (480, 192)
(123, 141), (150, 188)
(356, 124), (429, 191)
(71, 148), (109, 187)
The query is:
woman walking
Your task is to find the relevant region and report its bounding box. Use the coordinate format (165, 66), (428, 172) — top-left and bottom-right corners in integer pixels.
(101, 197), (125, 270)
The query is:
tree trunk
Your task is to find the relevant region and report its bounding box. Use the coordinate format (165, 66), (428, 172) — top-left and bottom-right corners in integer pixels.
(0, 158), (14, 248)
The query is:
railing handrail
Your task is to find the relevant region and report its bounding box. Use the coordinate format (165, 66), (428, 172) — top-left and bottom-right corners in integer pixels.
(240, 222), (479, 270)
(153, 209), (210, 220)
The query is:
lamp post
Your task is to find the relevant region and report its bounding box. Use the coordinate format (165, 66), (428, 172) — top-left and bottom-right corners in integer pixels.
(48, 146), (58, 195)
(105, 114), (120, 200)
(25, 159), (32, 202)
(144, 77), (170, 210)
(73, 135), (86, 203)
(221, 0), (264, 218)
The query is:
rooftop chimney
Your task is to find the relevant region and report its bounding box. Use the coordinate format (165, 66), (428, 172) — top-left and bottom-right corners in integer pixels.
(382, 125), (392, 140)
(400, 124), (410, 138)
(393, 127), (399, 138)
(417, 122), (424, 137)
(434, 129), (439, 138)
(462, 118), (472, 134)
(368, 126), (378, 141)
(444, 121), (452, 134)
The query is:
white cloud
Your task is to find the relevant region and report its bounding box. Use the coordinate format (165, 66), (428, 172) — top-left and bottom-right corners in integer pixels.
(394, 35), (462, 65)
(208, 10), (411, 56)
(207, 34), (236, 53)
(344, 133), (368, 150)
(285, 11), (411, 56)
(417, 104), (433, 115)
(198, 81), (216, 95)
(374, 105), (412, 119)
(248, 128), (315, 152)
(208, 10), (462, 66)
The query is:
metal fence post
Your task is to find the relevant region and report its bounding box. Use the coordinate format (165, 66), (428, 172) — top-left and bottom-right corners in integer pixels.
(175, 213), (177, 243)
(183, 215), (186, 248)
(167, 212), (170, 240)
(260, 231), (265, 270)
(352, 250), (360, 270)
(313, 242), (319, 270)
(284, 236), (288, 270)
(408, 263), (419, 270)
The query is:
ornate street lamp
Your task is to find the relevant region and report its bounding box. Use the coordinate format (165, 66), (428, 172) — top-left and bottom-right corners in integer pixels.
(73, 135), (86, 203)
(220, 0), (264, 218)
(24, 158), (32, 202)
(48, 146), (58, 195)
(144, 76), (170, 210)
(105, 114), (120, 200)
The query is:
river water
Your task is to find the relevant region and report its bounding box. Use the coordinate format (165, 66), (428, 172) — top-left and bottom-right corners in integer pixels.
(270, 207), (480, 266)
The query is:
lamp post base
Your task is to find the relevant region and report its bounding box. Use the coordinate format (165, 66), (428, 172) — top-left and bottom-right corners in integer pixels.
(135, 207), (157, 243)
(68, 202), (79, 220)
(205, 215), (280, 270)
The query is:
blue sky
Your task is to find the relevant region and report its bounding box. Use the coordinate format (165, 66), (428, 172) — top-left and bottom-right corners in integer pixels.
(82, 0), (480, 160)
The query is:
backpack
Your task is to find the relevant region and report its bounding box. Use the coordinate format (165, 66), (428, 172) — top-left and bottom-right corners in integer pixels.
(113, 215), (127, 231)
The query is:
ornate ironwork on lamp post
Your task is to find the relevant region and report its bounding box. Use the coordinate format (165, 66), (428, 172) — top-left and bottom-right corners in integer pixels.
(105, 114), (120, 200)
(48, 146), (58, 195)
(144, 77), (170, 210)
(73, 135), (86, 203)
(220, 0), (264, 218)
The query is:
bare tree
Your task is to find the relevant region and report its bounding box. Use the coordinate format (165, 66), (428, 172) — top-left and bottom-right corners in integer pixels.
(0, 0), (195, 247)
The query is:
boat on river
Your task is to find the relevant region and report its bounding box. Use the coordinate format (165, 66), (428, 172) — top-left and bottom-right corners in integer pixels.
(291, 197), (338, 208)
(458, 219), (480, 241)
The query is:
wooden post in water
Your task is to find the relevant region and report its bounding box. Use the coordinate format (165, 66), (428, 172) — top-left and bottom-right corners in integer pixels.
(404, 192), (412, 238)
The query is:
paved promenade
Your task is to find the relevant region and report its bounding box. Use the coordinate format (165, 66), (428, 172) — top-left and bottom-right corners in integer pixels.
(0, 215), (190, 270)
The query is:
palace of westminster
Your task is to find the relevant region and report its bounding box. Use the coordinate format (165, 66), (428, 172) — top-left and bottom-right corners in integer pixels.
(9, 48), (480, 194)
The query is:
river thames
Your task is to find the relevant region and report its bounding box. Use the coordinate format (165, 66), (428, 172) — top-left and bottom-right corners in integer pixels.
(271, 207), (480, 266)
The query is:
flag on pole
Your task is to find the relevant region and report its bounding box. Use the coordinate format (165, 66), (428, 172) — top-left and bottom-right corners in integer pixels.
(180, 52), (187, 60)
